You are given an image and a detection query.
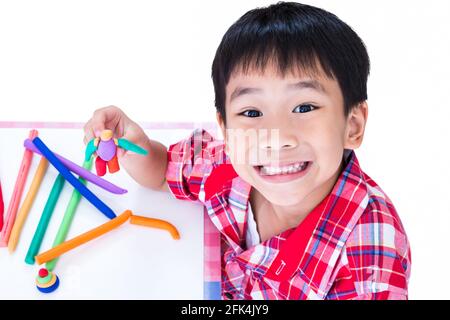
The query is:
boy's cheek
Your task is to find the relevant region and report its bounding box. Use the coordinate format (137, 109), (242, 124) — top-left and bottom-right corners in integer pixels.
(312, 149), (345, 183)
(225, 140), (254, 166)
(225, 162), (254, 187)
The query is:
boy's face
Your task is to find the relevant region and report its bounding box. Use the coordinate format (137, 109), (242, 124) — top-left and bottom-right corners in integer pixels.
(217, 62), (367, 207)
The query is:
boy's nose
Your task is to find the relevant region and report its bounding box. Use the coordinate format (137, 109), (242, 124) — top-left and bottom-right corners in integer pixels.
(262, 143), (295, 150)
(258, 131), (298, 151)
(257, 134), (298, 163)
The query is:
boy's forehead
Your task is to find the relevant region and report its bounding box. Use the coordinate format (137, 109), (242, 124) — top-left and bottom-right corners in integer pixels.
(226, 62), (335, 96)
(230, 61), (323, 80)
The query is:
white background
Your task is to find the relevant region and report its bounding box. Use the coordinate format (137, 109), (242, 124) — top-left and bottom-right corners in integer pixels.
(1, 0), (449, 299)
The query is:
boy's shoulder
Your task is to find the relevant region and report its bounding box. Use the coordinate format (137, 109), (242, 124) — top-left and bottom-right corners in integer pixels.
(340, 151), (408, 244)
(320, 154), (411, 299)
(342, 153), (410, 257)
(351, 170), (409, 252)
(340, 167), (411, 297)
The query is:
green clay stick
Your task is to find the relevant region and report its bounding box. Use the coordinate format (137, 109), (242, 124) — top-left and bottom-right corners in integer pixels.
(117, 138), (148, 155)
(46, 159), (92, 271)
(25, 174), (65, 265)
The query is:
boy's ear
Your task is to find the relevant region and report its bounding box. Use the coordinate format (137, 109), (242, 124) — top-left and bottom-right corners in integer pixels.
(344, 101), (368, 150)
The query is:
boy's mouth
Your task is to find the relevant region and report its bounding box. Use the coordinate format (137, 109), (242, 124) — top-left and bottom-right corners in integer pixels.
(253, 161), (312, 183)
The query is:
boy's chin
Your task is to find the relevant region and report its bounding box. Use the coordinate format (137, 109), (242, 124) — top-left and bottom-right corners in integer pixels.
(257, 190), (306, 207)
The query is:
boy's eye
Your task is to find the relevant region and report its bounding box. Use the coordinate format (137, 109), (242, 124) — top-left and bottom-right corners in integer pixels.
(240, 109), (263, 117)
(293, 104), (316, 113)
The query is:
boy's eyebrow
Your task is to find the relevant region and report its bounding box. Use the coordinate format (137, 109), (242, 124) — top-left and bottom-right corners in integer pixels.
(230, 79), (327, 103)
(230, 87), (263, 103)
(287, 80), (327, 94)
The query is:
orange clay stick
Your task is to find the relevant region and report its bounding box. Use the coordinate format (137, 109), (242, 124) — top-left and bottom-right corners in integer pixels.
(130, 214), (180, 240)
(35, 210), (132, 265)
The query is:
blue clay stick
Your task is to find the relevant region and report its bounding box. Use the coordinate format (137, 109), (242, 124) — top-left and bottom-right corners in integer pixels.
(31, 137), (116, 220)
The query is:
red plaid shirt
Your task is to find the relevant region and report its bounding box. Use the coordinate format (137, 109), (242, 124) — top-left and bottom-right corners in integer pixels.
(166, 129), (411, 300)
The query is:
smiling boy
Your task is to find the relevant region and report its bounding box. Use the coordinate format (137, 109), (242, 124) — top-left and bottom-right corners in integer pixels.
(84, 2), (411, 299)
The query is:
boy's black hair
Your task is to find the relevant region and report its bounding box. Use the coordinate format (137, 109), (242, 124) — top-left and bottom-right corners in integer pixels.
(212, 1), (370, 125)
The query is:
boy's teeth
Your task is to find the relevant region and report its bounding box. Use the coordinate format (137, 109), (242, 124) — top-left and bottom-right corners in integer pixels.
(259, 162), (308, 175)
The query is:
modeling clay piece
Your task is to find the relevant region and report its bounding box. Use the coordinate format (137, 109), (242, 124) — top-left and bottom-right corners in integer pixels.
(24, 139), (127, 195)
(8, 157), (49, 253)
(31, 137), (117, 220)
(25, 174), (65, 265)
(35, 210), (132, 265)
(85, 130), (148, 176)
(35, 211), (180, 265)
(130, 215), (180, 240)
(36, 268), (59, 293)
(0, 130), (39, 246)
(0, 181), (4, 232)
(46, 159), (93, 272)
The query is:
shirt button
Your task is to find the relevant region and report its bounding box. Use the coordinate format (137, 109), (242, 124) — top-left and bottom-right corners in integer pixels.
(224, 292), (234, 299)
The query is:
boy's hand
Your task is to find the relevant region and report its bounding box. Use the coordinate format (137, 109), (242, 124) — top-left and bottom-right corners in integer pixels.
(83, 105), (169, 192)
(83, 105), (148, 159)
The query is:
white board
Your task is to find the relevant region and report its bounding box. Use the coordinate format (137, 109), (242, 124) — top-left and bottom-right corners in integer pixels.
(0, 126), (208, 299)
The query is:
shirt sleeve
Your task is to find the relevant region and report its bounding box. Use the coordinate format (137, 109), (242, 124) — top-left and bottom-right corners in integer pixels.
(165, 128), (216, 202)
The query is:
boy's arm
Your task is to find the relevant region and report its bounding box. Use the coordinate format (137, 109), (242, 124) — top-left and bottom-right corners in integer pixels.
(119, 137), (169, 192)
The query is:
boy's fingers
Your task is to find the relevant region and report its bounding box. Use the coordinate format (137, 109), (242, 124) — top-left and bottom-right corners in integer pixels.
(83, 108), (113, 144)
(122, 122), (144, 142)
(83, 105), (134, 146)
(116, 124), (148, 158)
(83, 119), (95, 145)
(83, 124), (104, 145)
(91, 109), (107, 135)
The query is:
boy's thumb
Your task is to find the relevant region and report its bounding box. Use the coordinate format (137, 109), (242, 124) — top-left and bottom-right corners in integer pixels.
(93, 124), (106, 138)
